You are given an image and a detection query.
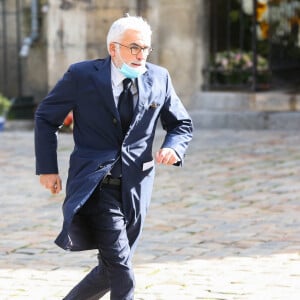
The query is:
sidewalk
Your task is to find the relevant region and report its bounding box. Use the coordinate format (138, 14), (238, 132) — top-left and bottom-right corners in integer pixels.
(0, 129), (300, 299)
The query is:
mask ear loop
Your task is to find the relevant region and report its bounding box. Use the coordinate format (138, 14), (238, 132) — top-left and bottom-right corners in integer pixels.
(116, 45), (126, 67)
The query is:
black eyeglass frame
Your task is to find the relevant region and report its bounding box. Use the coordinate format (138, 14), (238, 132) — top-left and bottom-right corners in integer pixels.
(113, 42), (153, 56)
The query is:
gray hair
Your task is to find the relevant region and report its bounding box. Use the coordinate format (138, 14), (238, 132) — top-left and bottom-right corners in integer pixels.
(106, 16), (152, 52)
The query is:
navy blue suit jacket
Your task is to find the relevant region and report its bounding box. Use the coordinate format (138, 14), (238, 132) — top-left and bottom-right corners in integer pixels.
(35, 56), (193, 251)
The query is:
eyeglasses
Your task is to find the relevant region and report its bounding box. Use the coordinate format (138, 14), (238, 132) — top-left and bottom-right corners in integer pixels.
(113, 42), (153, 56)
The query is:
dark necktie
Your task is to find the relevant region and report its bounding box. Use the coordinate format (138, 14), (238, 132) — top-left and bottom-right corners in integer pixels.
(110, 79), (133, 178)
(118, 78), (133, 137)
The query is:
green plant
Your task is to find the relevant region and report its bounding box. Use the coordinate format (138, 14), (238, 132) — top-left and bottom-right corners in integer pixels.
(0, 93), (12, 117)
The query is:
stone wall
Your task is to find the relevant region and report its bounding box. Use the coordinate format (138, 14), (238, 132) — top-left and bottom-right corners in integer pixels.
(46, 0), (208, 107)
(0, 0), (48, 102)
(147, 0), (209, 106)
(0, 0), (208, 106)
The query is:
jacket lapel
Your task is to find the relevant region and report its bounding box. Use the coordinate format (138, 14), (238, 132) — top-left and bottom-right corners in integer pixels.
(90, 58), (153, 138)
(136, 68), (153, 116)
(90, 57), (120, 121)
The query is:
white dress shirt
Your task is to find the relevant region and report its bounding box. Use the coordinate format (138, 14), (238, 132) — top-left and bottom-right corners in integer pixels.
(110, 61), (138, 108)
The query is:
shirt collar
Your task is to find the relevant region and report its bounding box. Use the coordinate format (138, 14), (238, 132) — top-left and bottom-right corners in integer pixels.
(111, 60), (125, 88)
(110, 61), (138, 96)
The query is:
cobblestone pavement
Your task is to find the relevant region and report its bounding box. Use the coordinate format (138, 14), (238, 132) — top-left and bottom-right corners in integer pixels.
(0, 129), (300, 300)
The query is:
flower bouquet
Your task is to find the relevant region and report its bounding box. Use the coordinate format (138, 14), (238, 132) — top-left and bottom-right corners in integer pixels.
(211, 50), (270, 86)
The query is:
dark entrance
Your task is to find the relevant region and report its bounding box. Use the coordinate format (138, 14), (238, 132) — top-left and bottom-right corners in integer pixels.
(0, 0), (37, 119)
(205, 0), (300, 92)
(0, 0), (23, 98)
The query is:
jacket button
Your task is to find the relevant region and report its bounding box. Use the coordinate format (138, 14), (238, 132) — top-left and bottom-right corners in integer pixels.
(112, 118), (118, 125)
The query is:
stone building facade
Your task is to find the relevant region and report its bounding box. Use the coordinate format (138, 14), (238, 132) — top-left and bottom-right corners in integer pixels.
(46, 0), (208, 107)
(0, 0), (208, 108)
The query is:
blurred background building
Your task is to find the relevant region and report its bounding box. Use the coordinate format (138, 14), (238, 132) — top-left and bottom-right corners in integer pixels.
(0, 0), (300, 127)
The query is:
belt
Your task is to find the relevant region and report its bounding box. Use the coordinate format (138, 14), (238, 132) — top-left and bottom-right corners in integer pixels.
(102, 175), (121, 186)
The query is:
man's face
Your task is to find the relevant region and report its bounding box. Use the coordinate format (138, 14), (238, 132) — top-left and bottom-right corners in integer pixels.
(109, 29), (151, 69)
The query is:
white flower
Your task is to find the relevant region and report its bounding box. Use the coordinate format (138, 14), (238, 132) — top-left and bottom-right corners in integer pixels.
(241, 0), (253, 15)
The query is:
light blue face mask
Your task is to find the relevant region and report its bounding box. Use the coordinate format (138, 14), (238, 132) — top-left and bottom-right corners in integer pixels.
(119, 62), (146, 79)
(119, 63), (141, 79)
(116, 46), (147, 79)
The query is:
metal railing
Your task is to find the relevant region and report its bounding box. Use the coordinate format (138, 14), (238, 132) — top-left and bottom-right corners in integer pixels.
(204, 0), (300, 92)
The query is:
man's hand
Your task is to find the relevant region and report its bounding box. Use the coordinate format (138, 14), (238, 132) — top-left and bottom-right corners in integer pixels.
(39, 174), (62, 194)
(155, 148), (180, 165)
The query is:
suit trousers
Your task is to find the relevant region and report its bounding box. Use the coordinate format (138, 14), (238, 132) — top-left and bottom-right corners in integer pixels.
(63, 183), (135, 300)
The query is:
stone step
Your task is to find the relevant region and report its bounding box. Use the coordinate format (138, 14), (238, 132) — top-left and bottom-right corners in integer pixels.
(193, 91), (300, 112)
(189, 110), (300, 130)
(189, 91), (300, 129)
(5, 120), (34, 131)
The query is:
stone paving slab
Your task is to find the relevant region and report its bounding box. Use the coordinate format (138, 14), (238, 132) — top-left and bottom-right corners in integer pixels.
(0, 129), (300, 299)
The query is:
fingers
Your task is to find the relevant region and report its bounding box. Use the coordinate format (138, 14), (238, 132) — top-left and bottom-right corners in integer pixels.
(50, 178), (62, 194)
(40, 174), (62, 194)
(155, 148), (179, 165)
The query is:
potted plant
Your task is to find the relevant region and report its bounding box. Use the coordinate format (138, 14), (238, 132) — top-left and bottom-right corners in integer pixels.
(0, 93), (12, 132)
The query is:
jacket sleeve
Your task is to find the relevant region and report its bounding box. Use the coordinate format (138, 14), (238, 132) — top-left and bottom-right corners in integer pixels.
(34, 67), (77, 175)
(159, 71), (193, 165)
